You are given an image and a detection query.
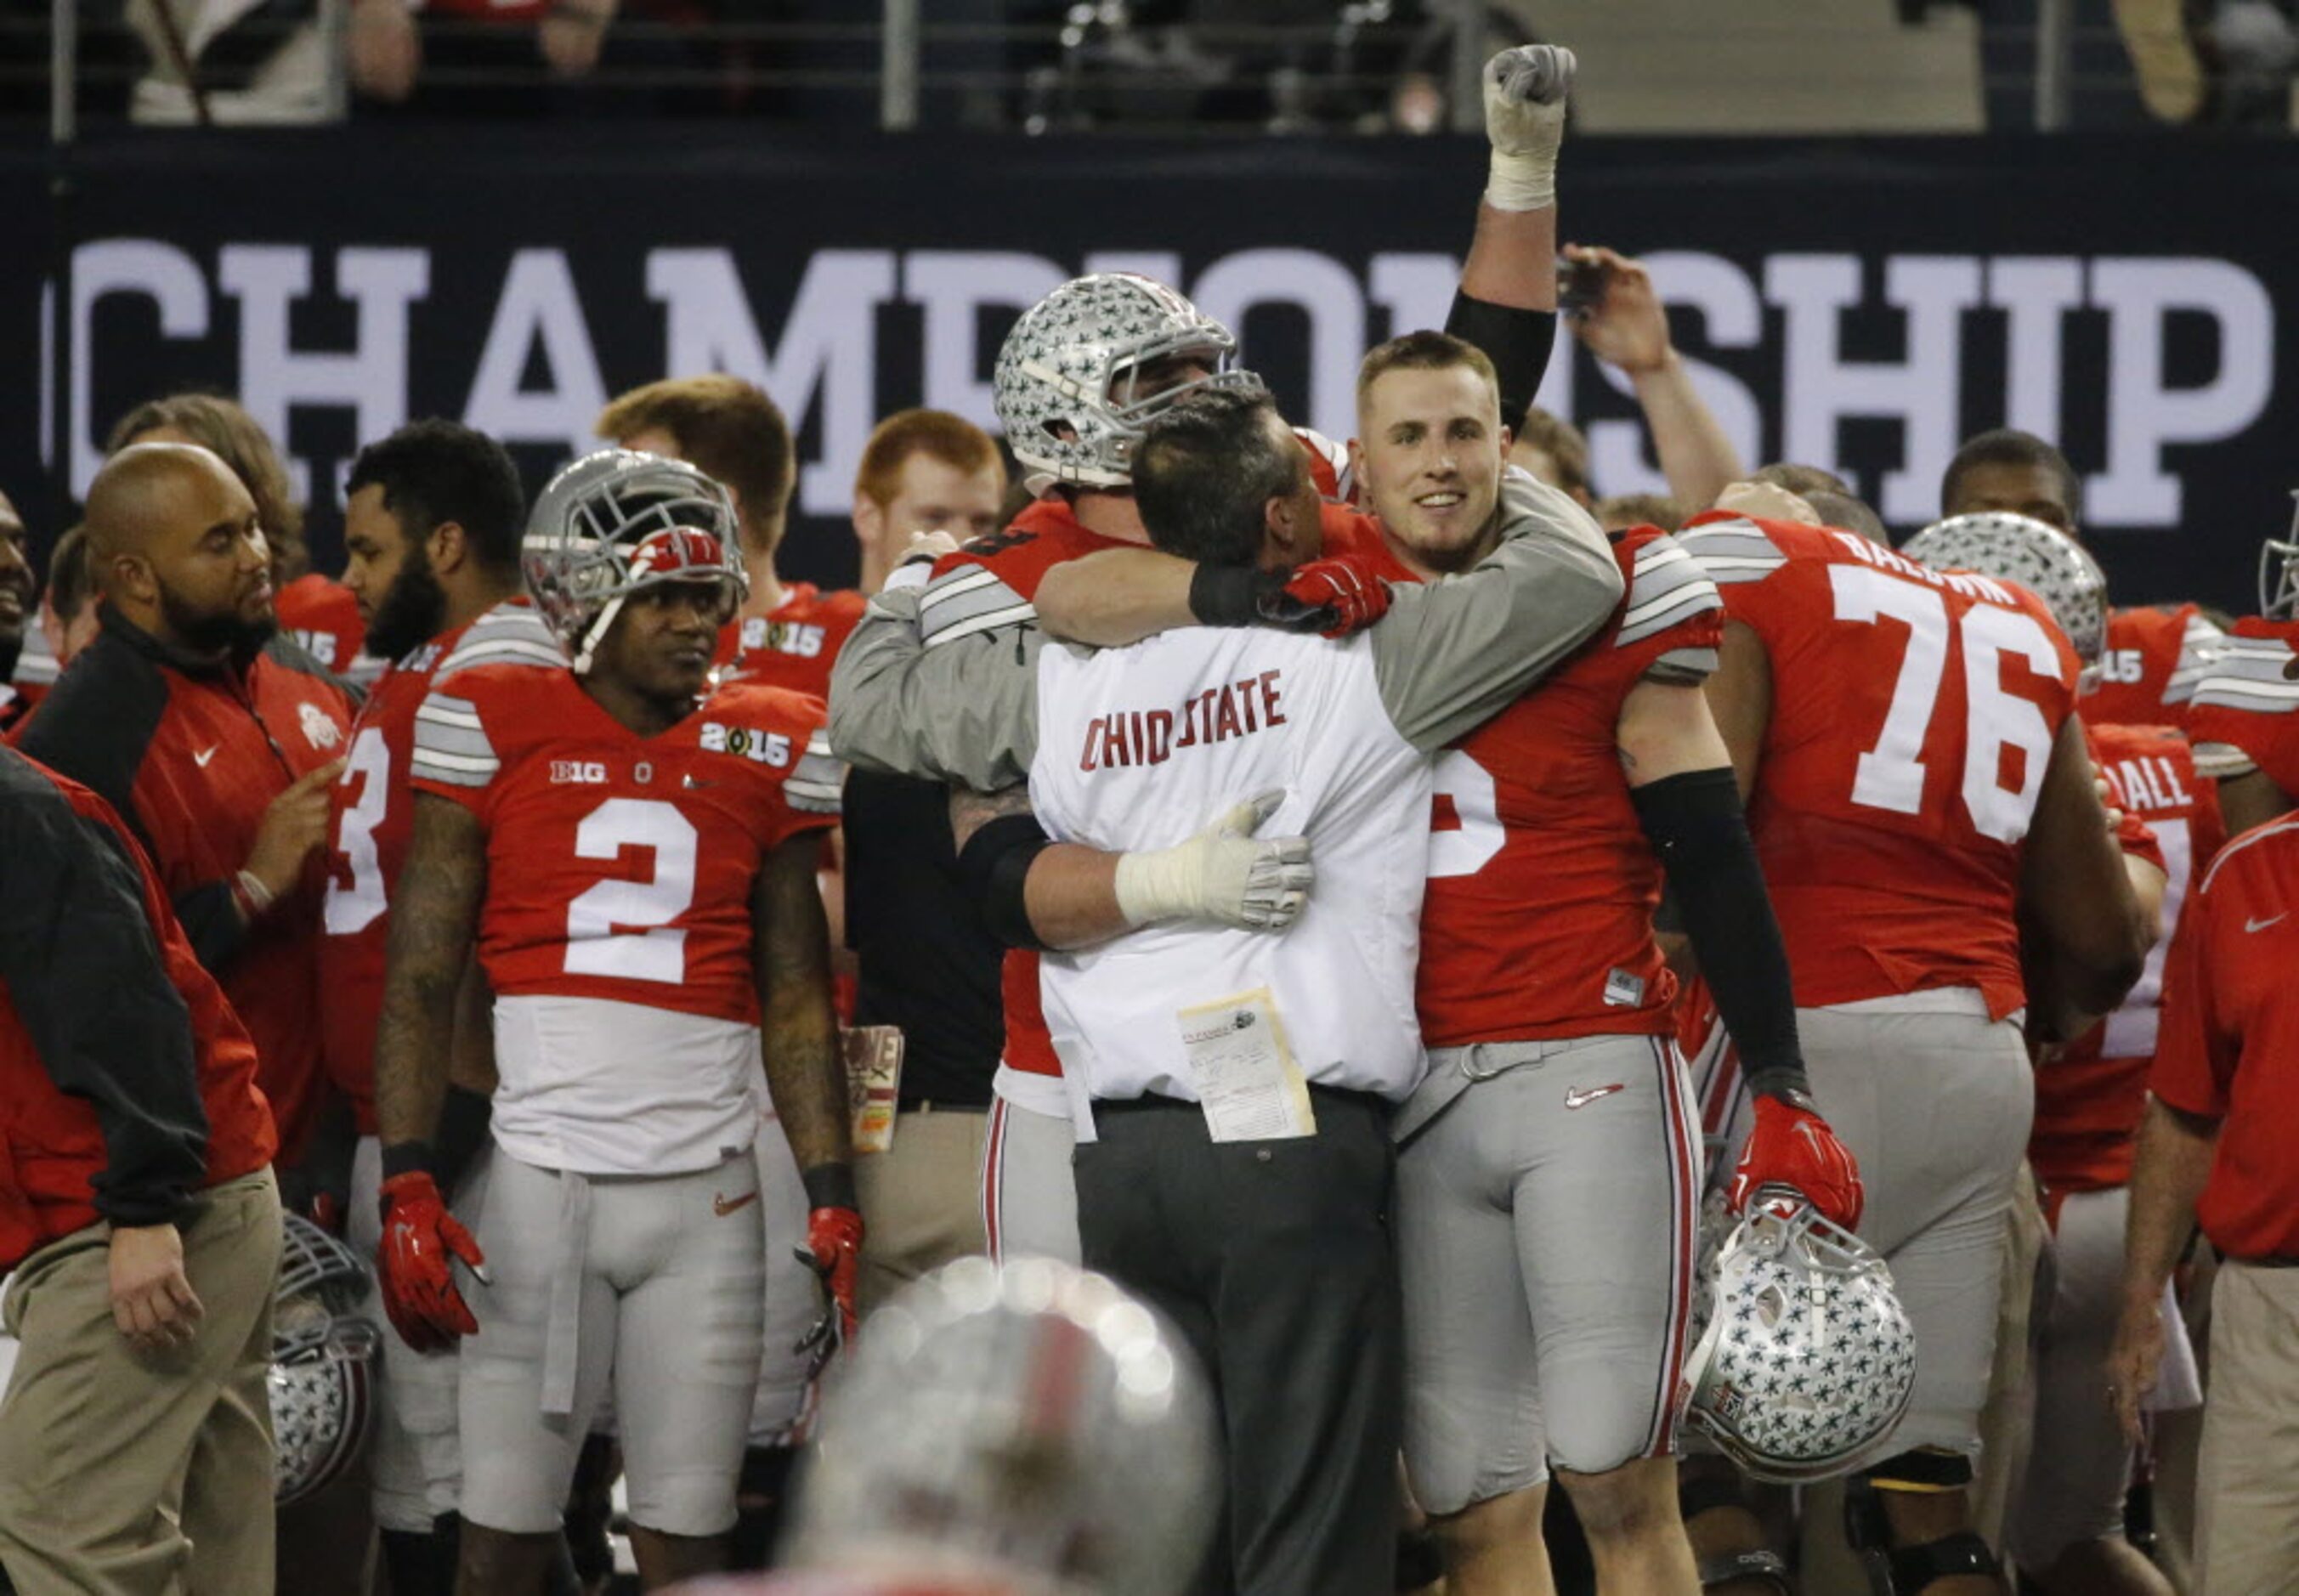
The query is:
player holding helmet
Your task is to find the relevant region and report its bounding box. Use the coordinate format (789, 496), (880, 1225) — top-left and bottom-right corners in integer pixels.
(2189, 492), (2299, 830)
(370, 450), (858, 1593)
(1673, 501), (2153, 1593)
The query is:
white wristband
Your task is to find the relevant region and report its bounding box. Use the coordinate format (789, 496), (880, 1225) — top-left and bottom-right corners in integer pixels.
(1113, 846), (1197, 928)
(1484, 152), (1556, 212)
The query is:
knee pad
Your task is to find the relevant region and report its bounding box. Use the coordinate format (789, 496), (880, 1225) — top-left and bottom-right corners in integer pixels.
(1845, 1458), (1999, 1595)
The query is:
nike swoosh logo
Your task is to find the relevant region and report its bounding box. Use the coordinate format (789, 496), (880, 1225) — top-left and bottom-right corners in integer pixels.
(193, 744), (219, 768)
(712, 1191), (759, 1218)
(1564, 1084), (1625, 1110)
(2247, 913), (2288, 933)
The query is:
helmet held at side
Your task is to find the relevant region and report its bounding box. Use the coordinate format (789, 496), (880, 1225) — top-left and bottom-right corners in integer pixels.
(524, 449), (747, 673)
(1902, 511), (2109, 666)
(1682, 1199), (1917, 1484)
(993, 273), (1260, 490)
(2257, 490), (2299, 623)
(271, 1212), (381, 1505)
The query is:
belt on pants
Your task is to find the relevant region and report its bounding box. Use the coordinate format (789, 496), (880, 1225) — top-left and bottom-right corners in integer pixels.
(541, 1169), (594, 1419)
(1392, 1035), (1641, 1146)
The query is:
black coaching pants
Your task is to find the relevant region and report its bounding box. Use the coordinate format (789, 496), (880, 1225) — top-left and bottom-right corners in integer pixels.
(1074, 1087), (1401, 1596)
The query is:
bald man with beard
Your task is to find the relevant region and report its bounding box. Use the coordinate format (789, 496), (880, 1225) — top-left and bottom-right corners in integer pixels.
(20, 443), (356, 1166)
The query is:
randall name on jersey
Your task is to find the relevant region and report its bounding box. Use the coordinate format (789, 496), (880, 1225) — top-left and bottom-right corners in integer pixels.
(1077, 668), (1288, 773)
(1835, 532), (2019, 606)
(2101, 750), (2197, 813)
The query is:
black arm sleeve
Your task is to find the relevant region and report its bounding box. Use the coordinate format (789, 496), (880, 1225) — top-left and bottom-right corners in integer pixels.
(1447, 292), (1561, 434)
(955, 810), (1056, 953)
(0, 779), (210, 1228)
(1630, 767), (1811, 1103)
(173, 880), (250, 973)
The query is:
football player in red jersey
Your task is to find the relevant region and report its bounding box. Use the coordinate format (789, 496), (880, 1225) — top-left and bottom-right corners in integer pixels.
(1673, 501), (2152, 1593)
(371, 451), (858, 1595)
(2187, 495), (2299, 833)
(320, 418), (555, 1594)
(1940, 429), (2226, 740)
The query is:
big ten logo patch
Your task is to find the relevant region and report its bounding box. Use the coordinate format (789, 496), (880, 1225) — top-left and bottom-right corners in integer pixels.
(742, 616), (827, 659)
(551, 760), (609, 784)
(700, 721), (794, 767)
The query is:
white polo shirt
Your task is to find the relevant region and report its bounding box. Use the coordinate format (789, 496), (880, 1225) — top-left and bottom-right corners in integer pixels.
(1028, 627), (1432, 1106)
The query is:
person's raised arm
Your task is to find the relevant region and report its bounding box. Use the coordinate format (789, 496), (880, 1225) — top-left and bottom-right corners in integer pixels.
(1368, 473), (1624, 752)
(371, 790), (490, 1351)
(2019, 718), (2155, 1039)
(1450, 46), (1571, 426)
(1563, 244), (1745, 512)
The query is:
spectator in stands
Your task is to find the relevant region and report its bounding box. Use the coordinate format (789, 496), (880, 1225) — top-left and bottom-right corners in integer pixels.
(851, 410), (1008, 597)
(124, 0), (337, 123)
(0, 743), (283, 1594)
(353, 0), (714, 117)
(17, 443), (354, 1169)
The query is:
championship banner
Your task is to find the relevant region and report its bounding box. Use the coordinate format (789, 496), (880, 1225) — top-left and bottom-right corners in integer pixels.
(5, 128), (2291, 612)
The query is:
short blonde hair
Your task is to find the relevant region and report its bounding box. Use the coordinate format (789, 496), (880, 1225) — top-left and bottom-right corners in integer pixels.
(1355, 330), (1503, 416)
(597, 376), (794, 551)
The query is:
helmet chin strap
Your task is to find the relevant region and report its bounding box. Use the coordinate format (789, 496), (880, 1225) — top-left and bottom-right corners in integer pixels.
(573, 593), (627, 677)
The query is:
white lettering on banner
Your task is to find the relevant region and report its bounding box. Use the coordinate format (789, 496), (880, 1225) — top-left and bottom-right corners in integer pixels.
(1190, 248), (1367, 444)
(646, 247), (898, 513)
(1587, 250), (1764, 498)
(1988, 258), (2085, 440)
(219, 246), (428, 504)
(65, 240), (210, 496)
(55, 243), (2278, 531)
(2088, 258), (2275, 524)
(1770, 254), (1986, 525)
(463, 249), (609, 457)
(903, 251), (1068, 431)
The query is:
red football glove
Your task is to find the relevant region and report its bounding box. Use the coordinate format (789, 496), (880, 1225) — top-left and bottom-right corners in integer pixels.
(804, 1205), (864, 1344)
(1727, 1095), (1865, 1232)
(377, 1170), (486, 1354)
(1260, 557), (1392, 638)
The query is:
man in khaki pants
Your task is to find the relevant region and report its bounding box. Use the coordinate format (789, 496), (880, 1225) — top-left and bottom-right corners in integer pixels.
(0, 745), (282, 1594)
(2113, 815), (2299, 1593)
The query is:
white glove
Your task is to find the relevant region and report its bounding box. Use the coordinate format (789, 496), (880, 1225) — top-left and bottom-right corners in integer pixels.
(1482, 44), (1575, 212)
(1113, 789), (1313, 933)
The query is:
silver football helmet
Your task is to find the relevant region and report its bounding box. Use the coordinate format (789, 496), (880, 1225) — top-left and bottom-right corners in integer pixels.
(524, 449), (746, 674)
(1682, 1199), (1917, 1484)
(2257, 490), (2299, 622)
(993, 273), (1260, 490)
(788, 1256), (1218, 1595)
(1902, 512), (2109, 666)
(271, 1213), (381, 1505)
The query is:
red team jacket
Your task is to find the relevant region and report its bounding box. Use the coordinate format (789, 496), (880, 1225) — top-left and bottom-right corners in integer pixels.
(17, 607), (357, 1158)
(2151, 815), (2299, 1262)
(319, 601), (563, 1134)
(1673, 512), (2083, 1020)
(2029, 723), (2210, 1207)
(408, 666), (843, 1023)
(1, 754), (276, 1271)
